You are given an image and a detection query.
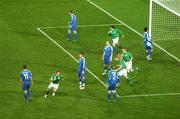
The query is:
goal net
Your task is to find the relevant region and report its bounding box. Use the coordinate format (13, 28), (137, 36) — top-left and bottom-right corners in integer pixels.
(149, 0), (180, 41)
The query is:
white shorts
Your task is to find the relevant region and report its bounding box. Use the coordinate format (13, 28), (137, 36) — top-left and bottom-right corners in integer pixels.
(112, 37), (119, 46)
(125, 60), (133, 72)
(117, 68), (128, 78)
(48, 82), (59, 89)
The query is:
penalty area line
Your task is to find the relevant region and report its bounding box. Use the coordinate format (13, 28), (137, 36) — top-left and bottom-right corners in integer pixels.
(36, 27), (120, 98)
(39, 23), (122, 29)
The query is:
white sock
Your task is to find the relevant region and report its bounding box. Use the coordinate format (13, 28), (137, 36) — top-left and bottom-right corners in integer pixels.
(82, 83), (85, 87)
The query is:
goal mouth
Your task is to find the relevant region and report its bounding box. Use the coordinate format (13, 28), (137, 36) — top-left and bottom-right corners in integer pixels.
(149, 0), (180, 42)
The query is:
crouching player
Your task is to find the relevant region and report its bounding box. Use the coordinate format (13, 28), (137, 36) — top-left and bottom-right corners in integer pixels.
(44, 70), (64, 98)
(78, 52), (86, 90)
(122, 49), (133, 73)
(144, 27), (153, 60)
(20, 65), (33, 103)
(115, 54), (134, 86)
(107, 68), (119, 103)
(102, 41), (113, 75)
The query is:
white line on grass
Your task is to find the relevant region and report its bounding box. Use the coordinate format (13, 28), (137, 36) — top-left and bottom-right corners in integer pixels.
(86, 0), (180, 62)
(120, 92), (180, 98)
(40, 23), (122, 29)
(37, 27), (120, 98)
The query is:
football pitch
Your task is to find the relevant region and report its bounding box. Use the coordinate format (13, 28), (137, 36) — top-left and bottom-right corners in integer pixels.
(0, 0), (180, 119)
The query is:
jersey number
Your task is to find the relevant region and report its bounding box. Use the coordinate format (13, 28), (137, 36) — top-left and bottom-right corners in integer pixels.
(112, 72), (116, 80)
(23, 73), (29, 80)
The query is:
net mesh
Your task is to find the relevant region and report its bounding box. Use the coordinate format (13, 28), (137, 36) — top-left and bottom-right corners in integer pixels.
(151, 0), (180, 41)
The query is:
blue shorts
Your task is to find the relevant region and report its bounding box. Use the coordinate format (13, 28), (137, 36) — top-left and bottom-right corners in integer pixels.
(104, 57), (110, 65)
(145, 46), (152, 51)
(23, 83), (31, 91)
(70, 25), (76, 31)
(108, 84), (116, 91)
(78, 71), (85, 81)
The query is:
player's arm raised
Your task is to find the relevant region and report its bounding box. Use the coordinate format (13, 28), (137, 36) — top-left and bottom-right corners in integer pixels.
(49, 77), (54, 82)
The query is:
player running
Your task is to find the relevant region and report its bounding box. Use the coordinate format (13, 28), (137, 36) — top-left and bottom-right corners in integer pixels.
(107, 68), (119, 103)
(67, 10), (78, 41)
(102, 41), (113, 75)
(121, 49), (133, 73)
(115, 54), (134, 86)
(144, 27), (153, 61)
(20, 65), (33, 103)
(108, 25), (124, 54)
(78, 52), (86, 90)
(44, 70), (64, 98)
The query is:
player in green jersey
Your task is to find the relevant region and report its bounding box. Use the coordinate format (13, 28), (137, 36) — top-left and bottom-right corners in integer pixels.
(108, 25), (124, 54)
(121, 49), (133, 73)
(115, 54), (134, 86)
(44, 70), (64, 98)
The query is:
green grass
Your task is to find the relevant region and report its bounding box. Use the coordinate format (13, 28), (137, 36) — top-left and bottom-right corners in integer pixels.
(0, 0), (180, 119)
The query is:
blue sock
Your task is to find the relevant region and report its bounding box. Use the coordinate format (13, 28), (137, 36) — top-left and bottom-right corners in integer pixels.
(149, 50), (152, 57)
(24, 92), (28, 101)
(68, 33), (71, 40)
(117, 78), (120, 84)
(75, 33), (78, 40)
(104, 65), (107, 72)
(81, 79), (85, 86)
(27, 90), (31, 99)
(146, 51), (149, 56)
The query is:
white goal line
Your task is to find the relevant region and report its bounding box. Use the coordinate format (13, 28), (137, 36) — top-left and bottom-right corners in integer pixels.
(39, 23), (122, 29)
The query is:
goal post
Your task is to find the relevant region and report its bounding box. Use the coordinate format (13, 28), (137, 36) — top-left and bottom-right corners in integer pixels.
(149, 0), (180, 41)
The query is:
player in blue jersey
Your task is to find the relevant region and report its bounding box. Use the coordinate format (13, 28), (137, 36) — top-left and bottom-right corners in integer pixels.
(107, 68), (119, 102)
(20, 65), (33, 103)
(144, 27), (153, 61)
(102, 41), (113, 75)
(67, 10), (78, 41)
(78, 52), (86, 90)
